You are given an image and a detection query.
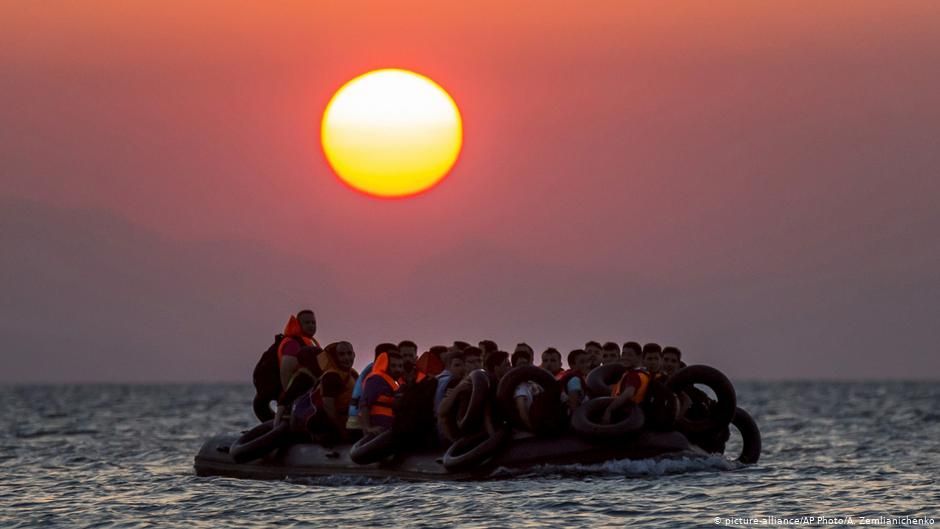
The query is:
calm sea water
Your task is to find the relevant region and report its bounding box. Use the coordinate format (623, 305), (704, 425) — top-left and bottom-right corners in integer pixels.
(1, 382), (937, 528)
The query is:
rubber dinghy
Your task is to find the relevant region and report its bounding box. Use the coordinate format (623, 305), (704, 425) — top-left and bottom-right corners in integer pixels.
(193, 364), (761, 482)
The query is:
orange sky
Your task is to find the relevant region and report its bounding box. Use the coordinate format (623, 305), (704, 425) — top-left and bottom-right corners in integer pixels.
(2, 2), (939, 381)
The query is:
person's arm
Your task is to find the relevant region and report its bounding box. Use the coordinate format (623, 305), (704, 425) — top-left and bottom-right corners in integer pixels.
(603, 387), (635, 423)
(279, 355), (299, 390)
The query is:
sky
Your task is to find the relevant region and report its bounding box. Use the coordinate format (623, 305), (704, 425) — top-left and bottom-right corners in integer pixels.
(2, 2), (939, 382)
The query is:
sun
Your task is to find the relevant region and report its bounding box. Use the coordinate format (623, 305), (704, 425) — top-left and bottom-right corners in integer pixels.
(321, 69), (463, 198)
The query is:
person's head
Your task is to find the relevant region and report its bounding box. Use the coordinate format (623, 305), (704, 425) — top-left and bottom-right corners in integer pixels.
(584, 341), (602, 369)
(661, 346), (682, 375)
(398, 340), (418, 370)
(453, 341), (471, 351)
(621, 341), (642, 368)
(601, 342), (621, 365)
(386, 352), (405, 379)
(511, 348), (532, 368)
(374, 342), (399, 360)
(443, 349), (467, 379)
(478, 340), (498, 355)
(642, 343), (662, 373)
(429, 345), (448, 358)
(325, 341), (356, 371)
(463, 346), (483, 371)
(297, 309), (317, 337)
(540, 347), (562, 374)
(568, 349), (591, 375)
(484, 350), (511, 380)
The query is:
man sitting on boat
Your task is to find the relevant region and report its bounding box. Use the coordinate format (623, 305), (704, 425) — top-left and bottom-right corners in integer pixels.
(601, 342), (621, 365)
(433, 348), (467, 414)
(621, 341), (642, 368)
(511, 343), (534, 367)
(603, 363), (679, 431)
(641, 343), (663, 378)
(346, 343), (398, 435)
(661, 346), (682, 377)
(359, 351), (404, 434)
(558, 349), (592, 414)
(538, 347), (563, 377)
(273, 310), (322, 426)
(290, 341), (358, 443)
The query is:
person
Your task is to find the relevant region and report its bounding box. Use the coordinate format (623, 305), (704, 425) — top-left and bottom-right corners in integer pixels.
(603, 363), (679, 431)
(453, 340), (471, 351)
(398, 340), (425, 384)
(557, 349), (592, 413)
(621, 341), (642, 368)
(415, 345), (447, 377)
(514, 379), (544, 432)
(642, 343), (663, 377)
(601, 342), (621, 365)
(484, 350), (512, 382)
(478, 340), (499, 357)
(433, 348), (467, 414)
(584, 341), (602, 370)
(538, 347), (563, 376)
(511, 345), (532, 368)
(359, 351), (405, 434)
(464, 346), (483, 372)
(293, 341), (357, 442)
(661, 346), (682, 377)
(273, 310), (322, 426)
(346, 343), (398, 433)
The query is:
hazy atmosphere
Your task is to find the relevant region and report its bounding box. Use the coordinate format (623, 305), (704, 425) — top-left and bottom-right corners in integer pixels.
(2, 2), (939, 382)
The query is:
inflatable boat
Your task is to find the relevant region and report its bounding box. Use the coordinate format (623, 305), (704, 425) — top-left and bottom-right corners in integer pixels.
(193, 364), (760, 482)
(194, 429), (709, 481)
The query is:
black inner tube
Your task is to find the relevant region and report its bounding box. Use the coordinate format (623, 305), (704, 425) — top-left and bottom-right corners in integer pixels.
(349, 429), (397, 465)
(570, 397), (645, 439)
(666, 365), (737, 434)
(585, 364), (627, 398)
(496, 366), (561, 430)
(230, 420), (289, 463)
(730, 407), (761, 464)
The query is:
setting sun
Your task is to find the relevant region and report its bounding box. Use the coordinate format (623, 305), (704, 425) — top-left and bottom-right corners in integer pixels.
(321, 69), (463, 198)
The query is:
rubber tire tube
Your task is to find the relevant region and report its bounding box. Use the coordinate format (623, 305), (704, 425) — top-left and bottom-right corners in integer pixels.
(349, 428), (397, 465)
(442, 427), (510, 472)
(731, 407), (761, 464)
(496, 366), (561, 429)
(457, 369), (491, 433)
(230, 420), (290, 463)
(438, 378), (473, 443)
(666, 365), (737, 434)
(252, 394), (276, 423)
(571, 397), (645, 439)
(585, 363), (627, 398)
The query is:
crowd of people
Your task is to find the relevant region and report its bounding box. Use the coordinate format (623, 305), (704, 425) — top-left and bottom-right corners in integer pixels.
(253, 309), (693, 448)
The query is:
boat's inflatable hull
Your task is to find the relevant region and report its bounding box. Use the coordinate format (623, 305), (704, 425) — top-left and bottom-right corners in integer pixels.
(194, 430), (708, 482)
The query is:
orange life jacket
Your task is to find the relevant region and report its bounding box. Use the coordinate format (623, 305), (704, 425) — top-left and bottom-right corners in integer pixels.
(612, 368), (651, 404)
(312, 349), (356, 413)
(276, 315), (319, 364)
(364, 352), (400, 419)
(415, 350), (444, 376)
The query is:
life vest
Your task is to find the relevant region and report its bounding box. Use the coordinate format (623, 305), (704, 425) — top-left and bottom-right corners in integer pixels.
(415, 350), (444, 376)
(364, 352), (400, 420)
(276, 314), (319, 364)
(311, 349), (356, 414)
(400, 369), (427, 385)
(612, 368), (651, 404)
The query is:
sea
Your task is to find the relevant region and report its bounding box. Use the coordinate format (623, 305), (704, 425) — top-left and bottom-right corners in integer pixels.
(1, 382), (937, 528)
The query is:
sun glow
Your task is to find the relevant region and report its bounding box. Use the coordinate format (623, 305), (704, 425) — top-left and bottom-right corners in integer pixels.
(321, 69), (463, 198)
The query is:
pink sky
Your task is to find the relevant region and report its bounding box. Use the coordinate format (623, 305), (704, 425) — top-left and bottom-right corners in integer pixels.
(2, 2), (939, 381)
